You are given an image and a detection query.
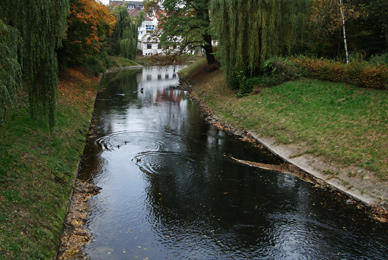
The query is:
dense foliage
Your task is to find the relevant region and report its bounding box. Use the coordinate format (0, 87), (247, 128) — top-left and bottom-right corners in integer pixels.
(111, 5), (143, 60)
(59, 0), (116, 68)
(0, 20), (21, 125)
(293, 56), (388, 89)
(210, 0), (311, 82)
(366, 0), (388, 49)
(145, 0), (216, 65)
(208, 0), (387, 91)
(0, 0), (70, 130)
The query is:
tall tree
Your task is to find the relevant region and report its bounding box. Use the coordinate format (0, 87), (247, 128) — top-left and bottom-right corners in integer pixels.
(367, 0), (388, 48)
(210, 0), (311, 80)
(0, 20), (21, 125)
(112, 5), (143, 60)
(339, 0), (350, 63)
(307, 0), (371, 59)
(0, 0), (70, 129)
(61, 0), (116, 65)
(145, 0), (216, 65)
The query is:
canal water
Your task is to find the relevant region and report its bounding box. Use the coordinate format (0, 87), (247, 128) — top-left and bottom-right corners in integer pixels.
(79, 66), (388, 259)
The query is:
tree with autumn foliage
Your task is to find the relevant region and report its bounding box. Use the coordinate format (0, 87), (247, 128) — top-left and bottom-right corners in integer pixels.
(306, 0), (387, 59)
(59, 0), (116, 67)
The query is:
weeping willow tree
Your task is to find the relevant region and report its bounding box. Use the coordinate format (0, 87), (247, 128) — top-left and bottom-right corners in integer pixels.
(0, 0), (70, 129)
(210, 0), (311, 80)
(0, 20), (21, 125)
(112, 5), (144, 60)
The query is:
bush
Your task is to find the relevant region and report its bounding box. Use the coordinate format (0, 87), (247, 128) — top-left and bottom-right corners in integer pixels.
(226, 72), (240, 90)
(262, 57), (307, 82)
(85, 55), (106, 76)
(227, 57), (307, 96)
(293, 56), (388, 90)
(369, 53), (388, 66)
(228, 55), (388, 95)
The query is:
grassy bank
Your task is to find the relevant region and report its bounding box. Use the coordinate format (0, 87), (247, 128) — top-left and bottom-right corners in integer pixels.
(181, 59), (388, 181)
(136, 54), (200, 66)
(0, 67), (98, 259)
(108, 56), (139, 69)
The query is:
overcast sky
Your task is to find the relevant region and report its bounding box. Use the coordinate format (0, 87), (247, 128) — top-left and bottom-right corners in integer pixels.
(98, 0), (143, 6)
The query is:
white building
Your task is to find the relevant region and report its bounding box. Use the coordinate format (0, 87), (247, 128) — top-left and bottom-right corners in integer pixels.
(126, 5), (163, 56)
(125, 2), (192, 56)
(138, 15), (163, 56)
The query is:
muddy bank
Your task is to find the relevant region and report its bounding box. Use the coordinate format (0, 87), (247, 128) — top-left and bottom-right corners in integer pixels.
(179, 77), (388, 223)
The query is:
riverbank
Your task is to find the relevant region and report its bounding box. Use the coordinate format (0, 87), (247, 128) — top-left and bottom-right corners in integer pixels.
(0, 67), (98, 259)
(179, 59), (388, 222)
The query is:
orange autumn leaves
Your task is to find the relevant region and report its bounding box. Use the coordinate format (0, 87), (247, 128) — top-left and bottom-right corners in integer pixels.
(67, 0), (115, 62)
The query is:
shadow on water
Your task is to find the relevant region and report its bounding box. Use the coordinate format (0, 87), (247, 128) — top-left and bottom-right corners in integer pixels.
(79, 66), (388, 259)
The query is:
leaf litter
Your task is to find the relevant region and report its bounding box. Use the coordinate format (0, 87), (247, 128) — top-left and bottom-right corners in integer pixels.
(57, 180), (101, 259)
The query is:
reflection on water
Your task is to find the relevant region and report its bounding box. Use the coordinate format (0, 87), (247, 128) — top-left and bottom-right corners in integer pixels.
(80, 66), (388, 259)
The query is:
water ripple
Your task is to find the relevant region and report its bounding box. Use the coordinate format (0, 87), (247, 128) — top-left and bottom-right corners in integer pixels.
(133, 151), (195, 175)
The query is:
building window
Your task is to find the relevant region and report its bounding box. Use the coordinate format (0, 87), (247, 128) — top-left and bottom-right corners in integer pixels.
(146, 25), (155, 31)
(157, 74), (162, 80)
(147, 43), (152, 49)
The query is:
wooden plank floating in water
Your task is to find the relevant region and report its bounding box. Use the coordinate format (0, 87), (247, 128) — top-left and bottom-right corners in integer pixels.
(225, 154), (315, 183)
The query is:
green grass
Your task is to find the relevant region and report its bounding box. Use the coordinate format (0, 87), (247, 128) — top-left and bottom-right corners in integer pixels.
(108, 56), (139, 69)
(178, 57), (208, 79)
(0, 71), (96, 259)
(191, 69), (388, 180)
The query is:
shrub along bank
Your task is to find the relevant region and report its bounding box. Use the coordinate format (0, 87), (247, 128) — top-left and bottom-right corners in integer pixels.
(180, 58), (388, 182)
(0, 67), (98, 259)
(231, 56), (388, 97)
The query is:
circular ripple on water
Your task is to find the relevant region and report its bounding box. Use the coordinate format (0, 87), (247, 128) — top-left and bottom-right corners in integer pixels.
(133, 151), (195, 175)
(95, 130), (178, 152)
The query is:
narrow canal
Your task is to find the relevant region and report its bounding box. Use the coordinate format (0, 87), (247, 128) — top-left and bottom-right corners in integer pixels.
(79, 66), (388, 259)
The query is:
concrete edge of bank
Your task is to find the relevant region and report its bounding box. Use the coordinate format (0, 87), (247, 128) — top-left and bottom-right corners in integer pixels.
(253, 135), (387, 207)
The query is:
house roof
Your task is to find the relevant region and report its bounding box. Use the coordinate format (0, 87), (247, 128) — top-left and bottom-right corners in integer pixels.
(128, 7), (152, 21)
(109, 0), (143, 7)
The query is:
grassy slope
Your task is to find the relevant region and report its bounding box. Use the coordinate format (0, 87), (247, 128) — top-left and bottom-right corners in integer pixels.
(108, 56), (139, 69)
(181, 59), (388, 180)
(0, 67), (98, 259)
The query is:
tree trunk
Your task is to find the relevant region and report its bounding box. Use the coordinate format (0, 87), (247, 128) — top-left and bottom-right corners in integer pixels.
(385, 28), (388, 49)
(339, 0), (349, 64)
(203, 33), (215, 65)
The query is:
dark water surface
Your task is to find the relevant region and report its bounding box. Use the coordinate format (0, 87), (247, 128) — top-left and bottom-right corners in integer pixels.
(80, 66), (388, 259)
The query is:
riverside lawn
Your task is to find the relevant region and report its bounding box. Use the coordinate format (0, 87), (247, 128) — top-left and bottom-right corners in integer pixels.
(0, 67), (98, 259)
(179, 58), (388, 190)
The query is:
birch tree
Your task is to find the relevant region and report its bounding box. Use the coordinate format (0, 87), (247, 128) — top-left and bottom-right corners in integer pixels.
(339, 0), (349, 63)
